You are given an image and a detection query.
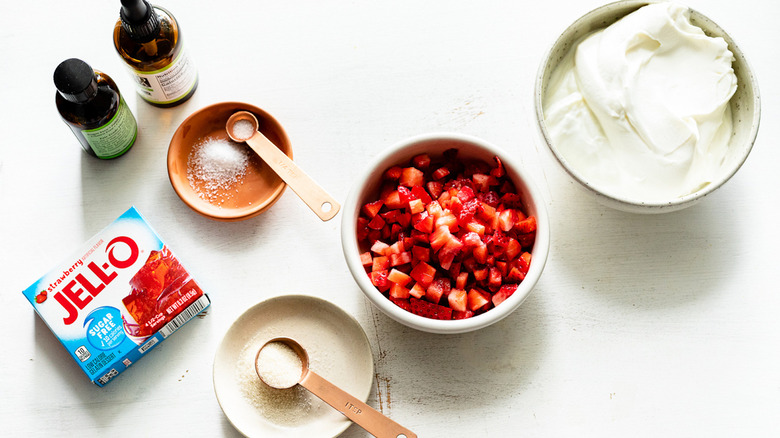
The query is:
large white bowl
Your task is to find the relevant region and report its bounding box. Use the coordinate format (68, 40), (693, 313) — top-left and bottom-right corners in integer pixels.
(535, 0), (761, 213)
(341, 133), (550, 334)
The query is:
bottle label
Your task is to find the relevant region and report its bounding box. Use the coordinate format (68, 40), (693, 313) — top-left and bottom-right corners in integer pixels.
(129, 48), (197, 105)
(82, 97), (137, 159)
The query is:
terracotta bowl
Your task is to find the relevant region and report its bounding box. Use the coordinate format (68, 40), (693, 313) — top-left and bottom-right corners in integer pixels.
(167, 102), (292, 221)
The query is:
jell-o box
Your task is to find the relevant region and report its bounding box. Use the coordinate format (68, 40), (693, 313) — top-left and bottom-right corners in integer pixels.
(22, 207), (210, 386)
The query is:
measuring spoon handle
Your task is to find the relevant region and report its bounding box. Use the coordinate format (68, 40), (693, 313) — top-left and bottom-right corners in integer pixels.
(300, 370), (416, 438)
(245, 131), (340, 221)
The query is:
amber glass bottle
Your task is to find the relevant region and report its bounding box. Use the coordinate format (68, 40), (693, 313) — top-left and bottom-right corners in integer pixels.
(54, 58), (137, 159)
(113, 0), (198, 107)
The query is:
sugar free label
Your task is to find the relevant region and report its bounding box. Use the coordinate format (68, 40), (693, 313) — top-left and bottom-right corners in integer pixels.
(82, 98), (137, 159)
(84, 307), (126, 350)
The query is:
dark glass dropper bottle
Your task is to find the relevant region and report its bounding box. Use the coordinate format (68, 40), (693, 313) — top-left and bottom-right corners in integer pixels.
(54, 58), (137, 159)
(113, 0), (198, 107)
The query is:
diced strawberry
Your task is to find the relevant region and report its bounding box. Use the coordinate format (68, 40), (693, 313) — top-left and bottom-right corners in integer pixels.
(380, 210), (400, 224)
(472, 173), (498, 192)
(412, 154), (431, 170)
(371, 270), (390, 291)
(455, 272), (468, 290)
(409, 282), (426, 299)
(388, 268), (412, 286)
(498, 209), (516, 232)
(491, 156), (505, 178)
(457, 198), (482, 227)
(389, 224), (402, 241)
(492, 284), (517, 307)
(426, 181), (444, 198)
(410, 185), (432, 204)
(426, 200), (443, 219)
(357, 217), (370, 241)
(389, 297), (411, 311)
(382, 190), (404, 210)
(448, 261), (461, 278)
(515, 216), (537, 234)
(477, 202), (497, 222)
(505, 238), (521, 260)
(408, 297), (453, 320)
(437, 236), (463, 270)
(362, 200), (383, 218)
(411, 245), (430, 263)
(506, 267), (525, 282)
(389, 251), (412, 267)
(496, 261), (508, 276)
(467, 288), (491, 311)
(384, 166), (403, 180)
(517, 232), (535, 249)
(371, 240), (389, 255)
(473, 267), (488, 281)
(500, 192), (524, 209)
(432, 166), (450, 180)
(360, 252), (373, 267)
(488, 267), (502, 290)
(456, 186), (475, 203)
(397, 212), (411, 227)
(387, 240), (405, 254)
(477, 191), (500, 207)
(473, 243), (488, 264)
(367, 214), (386, 230)
(410, 261), (436, 288)
(435, 210), (459, 232)
(452, 310), (474, 320)
(460, 232), (481, 249)
(465, 220), (486, 236)
(397, 186), (414, 205)
(408, 198), (425, 214)
(429, 226), (452, 252)
(389, 283), (410, 299)
(447, 288), (467, 312)
(412, 211), (434, 233)
(426, 278), (451, 303)
(400, 167), (424, 187)
(372, 256), (389, 272)
(518, 251), (532, 273)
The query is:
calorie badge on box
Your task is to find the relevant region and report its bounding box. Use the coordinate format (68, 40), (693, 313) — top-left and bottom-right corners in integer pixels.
(22, 206), (211, 386)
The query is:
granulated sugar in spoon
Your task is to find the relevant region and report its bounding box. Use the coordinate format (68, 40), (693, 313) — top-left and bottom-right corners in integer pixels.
(255, 338), (417, 438)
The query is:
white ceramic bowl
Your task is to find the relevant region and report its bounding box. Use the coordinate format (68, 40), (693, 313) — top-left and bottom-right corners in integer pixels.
(535, 0), (760, 213)
(341, 133), (550, 334)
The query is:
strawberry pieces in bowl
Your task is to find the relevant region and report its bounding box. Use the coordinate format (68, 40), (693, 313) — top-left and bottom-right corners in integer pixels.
(341, 133), (550, 334)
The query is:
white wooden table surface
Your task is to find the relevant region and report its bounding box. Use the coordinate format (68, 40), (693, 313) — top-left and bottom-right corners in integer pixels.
(2, 1), (778, 436)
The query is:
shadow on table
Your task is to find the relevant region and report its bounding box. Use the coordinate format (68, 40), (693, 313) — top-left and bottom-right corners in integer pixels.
(550, 192), (741, 310)
(360, 290), (548, 428)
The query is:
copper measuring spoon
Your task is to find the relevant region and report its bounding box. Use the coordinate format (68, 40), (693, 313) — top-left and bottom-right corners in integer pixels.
(226, 111), (340, 221)
(255, 337), (417, 438)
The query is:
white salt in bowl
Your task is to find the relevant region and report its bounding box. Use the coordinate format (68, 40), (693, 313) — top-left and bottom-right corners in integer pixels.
(341, 133), (550, 334)
(168, 102), (292, 221)
(535, 0), (761, 213)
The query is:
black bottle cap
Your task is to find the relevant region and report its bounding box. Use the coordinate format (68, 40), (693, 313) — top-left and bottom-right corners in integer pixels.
(54, 58), (98, 104)
(119, 0), (160, 42)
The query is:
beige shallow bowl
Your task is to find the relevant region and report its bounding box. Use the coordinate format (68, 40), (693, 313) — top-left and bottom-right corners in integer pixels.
(213, 295), (374, 438)
(168, 102), (292, 221)
(535, 0), (761, 213)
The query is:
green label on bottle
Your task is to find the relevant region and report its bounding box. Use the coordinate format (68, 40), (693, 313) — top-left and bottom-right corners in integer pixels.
(82, 97), (137, 159)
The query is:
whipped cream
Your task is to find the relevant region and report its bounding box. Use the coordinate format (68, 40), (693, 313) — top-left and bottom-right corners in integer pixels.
(543, 2), (737, 202)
